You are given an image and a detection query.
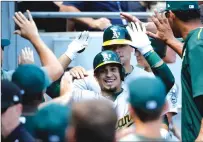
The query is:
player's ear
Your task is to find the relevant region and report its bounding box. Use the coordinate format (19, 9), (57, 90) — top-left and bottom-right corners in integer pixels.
(162, 101), (169, 115)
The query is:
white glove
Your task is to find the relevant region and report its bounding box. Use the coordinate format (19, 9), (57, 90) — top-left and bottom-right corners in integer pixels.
(126, 22), (153, 55)
(65, 31), (89, 60)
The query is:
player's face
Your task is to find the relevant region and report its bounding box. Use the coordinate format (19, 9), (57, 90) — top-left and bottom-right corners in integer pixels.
(96, 64), (122, 93)
(106, 44), (133, 65)
(165, 11), (182, 38)
(134, 50), (149, 68)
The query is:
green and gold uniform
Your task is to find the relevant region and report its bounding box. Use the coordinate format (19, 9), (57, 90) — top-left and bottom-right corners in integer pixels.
(181, 28), (203, 141)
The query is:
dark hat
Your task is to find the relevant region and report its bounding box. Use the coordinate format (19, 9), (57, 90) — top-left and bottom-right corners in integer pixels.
(1, 79), (24, 113)
(12, 64), (51, 97)
(165, 1), (199, 11)
(1, 39), (10, 50)
(33, 103), (71, 142)
(128, 77), (166, 113)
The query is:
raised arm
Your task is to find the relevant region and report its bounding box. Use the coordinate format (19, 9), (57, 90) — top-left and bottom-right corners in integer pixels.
(13, 10), (64, 81)
(126, 22), (175, 93)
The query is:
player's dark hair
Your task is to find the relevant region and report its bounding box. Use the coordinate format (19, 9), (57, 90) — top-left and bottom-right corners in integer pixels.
(132, 106), (164, 122)
(71, 100), (117, 142)
(172, 9), (200, 22)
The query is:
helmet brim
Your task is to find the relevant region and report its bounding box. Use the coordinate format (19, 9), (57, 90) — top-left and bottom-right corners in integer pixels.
(102, 39), (133, 47)
(94, 61), (122, 72)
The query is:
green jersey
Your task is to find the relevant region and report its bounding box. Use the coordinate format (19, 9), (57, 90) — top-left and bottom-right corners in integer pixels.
(181, 28), (203, 141)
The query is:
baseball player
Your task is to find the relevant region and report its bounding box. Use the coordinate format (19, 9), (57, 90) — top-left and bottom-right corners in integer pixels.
(58, 22), (174, 131)
(145, 1), (203, 141)
(61, 24), (174, 94)
(119, 77), (169, 141)
(69, 50), (133, 130)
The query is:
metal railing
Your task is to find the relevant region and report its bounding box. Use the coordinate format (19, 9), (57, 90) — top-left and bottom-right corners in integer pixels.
(26, 12), (153, 19)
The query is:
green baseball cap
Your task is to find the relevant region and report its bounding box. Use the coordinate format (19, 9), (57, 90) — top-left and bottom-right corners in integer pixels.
(128, 77), (166, 113)
(165, 1), (199, 11)
(33, 103), (71, 142)
(1, 39), (10, 50)
(12, 64), (51, 98)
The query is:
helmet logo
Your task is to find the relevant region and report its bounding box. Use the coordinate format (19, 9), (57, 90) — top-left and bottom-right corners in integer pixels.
(111, 27), (120, 39)
(102, 52), (112, 61)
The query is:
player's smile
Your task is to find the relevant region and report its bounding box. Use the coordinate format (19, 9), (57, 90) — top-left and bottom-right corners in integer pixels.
(104, 78), (116, 86)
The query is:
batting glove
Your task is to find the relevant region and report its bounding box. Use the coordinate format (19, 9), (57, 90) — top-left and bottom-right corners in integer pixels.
(126, 22), (153, 55)
(65, 31), (89, 60)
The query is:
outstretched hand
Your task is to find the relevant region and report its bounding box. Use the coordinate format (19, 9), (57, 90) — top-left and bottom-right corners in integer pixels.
(147, 10), (175, 43)
(65, 31), (90, 60)
(18, 47), (35, 65)
(126, 22), (153, 55)
(13, 10), (39, 40)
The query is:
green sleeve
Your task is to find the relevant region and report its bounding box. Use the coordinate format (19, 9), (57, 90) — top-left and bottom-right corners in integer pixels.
(144, 50), (175, 93)
(189, 40), (203, 98)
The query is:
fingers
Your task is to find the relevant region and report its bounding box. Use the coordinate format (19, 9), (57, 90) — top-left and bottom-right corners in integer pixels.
(69, 66), (88, 79)
(151, 15), (161, 29)
(13, 30), (21, 35)
(76, 32), (82, 40)
(154, 10), (164, 24)
(18, 11), (28, 22)
(26, 10), (33, 21)
(142, 23), (146, 33)
(146, 31), (158, 39)
(81, 31), (89, 41)
(14, 12), (26, 25)
(135, 22), (141, 32)
(13, 16), (22, 28)
(120, 12), (140, 23)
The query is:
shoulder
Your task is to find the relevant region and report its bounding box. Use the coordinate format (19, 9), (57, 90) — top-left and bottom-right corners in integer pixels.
(187, 28), (203, 50)
(125, 66), (154, 84)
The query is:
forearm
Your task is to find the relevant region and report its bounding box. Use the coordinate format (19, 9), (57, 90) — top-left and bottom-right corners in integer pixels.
(144, 50), (175, 93)
(60, 5), (95, 28)
(166, 38), (184, 58)
(30, 36), (64, 81)
(163, 46), (177, 63)
(58, 54), (72, 70)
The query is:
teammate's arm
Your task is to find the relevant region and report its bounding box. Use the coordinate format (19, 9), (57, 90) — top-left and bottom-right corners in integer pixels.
(59, 2), (111, 30)
(127, 22), (175, 93)
(13, 10), (63, 81)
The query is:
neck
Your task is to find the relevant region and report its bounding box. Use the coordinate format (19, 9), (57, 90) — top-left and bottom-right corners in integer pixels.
(178, 20), (203, 40)
(134, 118), (162, 139)
(124, 62), (132, 74)
(22, 104), (39, 116)
(144, 67), (152, 72)
(101, 88), (122, 100)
